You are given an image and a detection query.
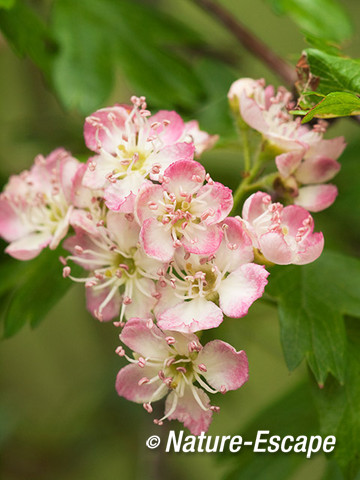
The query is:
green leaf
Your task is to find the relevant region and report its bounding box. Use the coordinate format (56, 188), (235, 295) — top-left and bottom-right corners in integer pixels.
(220, 382), (318, 479)
(267, 0), (353, 44)
(0, 0), (15, 10)
(0, 0), (55, 78)
(304, 49), (360, 96)
(312, 319), (360, 480)
(2, 249), (73, 338)
(302, 92), (360, 122)
(51, 0), (204, 113)
(267, 251), (360, 385)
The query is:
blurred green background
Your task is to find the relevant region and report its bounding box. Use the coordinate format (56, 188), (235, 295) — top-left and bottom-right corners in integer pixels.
(0, 1), (359, 479)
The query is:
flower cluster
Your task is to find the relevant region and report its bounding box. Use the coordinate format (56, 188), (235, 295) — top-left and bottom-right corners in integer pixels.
(0, 83), (343, 434)
(228, 78), (345, 212)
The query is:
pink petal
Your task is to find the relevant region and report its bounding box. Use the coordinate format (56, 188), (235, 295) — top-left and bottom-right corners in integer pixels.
(307, 136), (346, 161)
(239, 92), (269, 133)
(70, 209), (99, 236)
(195, 340), (249, 391)
(295, 184), (338, 212)
(104, 172), (145, 212)
(165, 387), (212, 435)
(124, 278), (157, 320)
(183, 120), (218, 156)
(258, 232), (293, 265)
(140, 218), (175, 262)
(63, 229), (104, 270)
(135, 183), (164, 224)
(280, 205), (314, 236)
(82, 155), (114, 189)
(84, 105), (129, 153)
(181, 224), (223, 256)
(106, 211), (140, 252)
(163, 160), (205, 197)
(218, 263), (269, 317)
(116, 364), (166, 403)
(275, 150), (304, 177)
(295, 156), (341, 184)
(148, 142), (195, 181)
(192, 182), (233, 225)
(86, 285), (122, 322)
(242, 191), (271, 223)
(215, 217), (254, 271)
(149, 110), (185, 145)
(59, 155), (81, 203)
(163, 331), (202, 356)
(5, 231), (52, 260)
(296, 232), (324, 265)
(0, 200), (29, 242)
(158, 296), (223, 333)
(228, 78), (260, 101)
(70, 163), (95, 208)
(119, 317), (170, 358)
(49, 207), (72, 249)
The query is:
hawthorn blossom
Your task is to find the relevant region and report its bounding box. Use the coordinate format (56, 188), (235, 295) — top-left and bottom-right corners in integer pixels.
(0, 148), (79, 260)
(62, 211), (165, 322)
(228, 77), (319, 153)
(116, 318), (248, 435)
(155, 217), (269, 333)
(82, 97), (216, 212)
(275, 135), (345, 212)
(228, 78), (345, 211)
(135, 160), (233, 262)
(241, 192), (324, 265)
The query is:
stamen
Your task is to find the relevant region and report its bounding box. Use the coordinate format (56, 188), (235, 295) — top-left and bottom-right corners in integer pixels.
(143, 402), (153, 413)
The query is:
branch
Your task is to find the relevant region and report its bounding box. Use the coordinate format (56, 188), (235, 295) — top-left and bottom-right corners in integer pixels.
(190, 0), (297, 86)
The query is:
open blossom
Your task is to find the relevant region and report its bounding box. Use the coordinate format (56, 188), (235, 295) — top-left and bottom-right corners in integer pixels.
(228, 78), (345, 212)
(155, 217), (269, 333)
(228, 77), (319, 153)
(116, 318), (248, 435)
(135, 160), (233, 262)
(0, 148), (79, 260)
(241, 192), (324, 265)
(275, 135), (345, 212)
(82, 96), (216, 212)
(63, 210), (165, 322)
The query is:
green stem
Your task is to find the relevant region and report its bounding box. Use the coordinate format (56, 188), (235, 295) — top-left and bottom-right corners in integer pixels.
(230, 157), (264, 215)
(240, 125), (251, 172)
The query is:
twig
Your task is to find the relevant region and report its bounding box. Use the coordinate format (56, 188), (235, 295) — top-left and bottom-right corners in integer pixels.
(190, 0), (297, 86)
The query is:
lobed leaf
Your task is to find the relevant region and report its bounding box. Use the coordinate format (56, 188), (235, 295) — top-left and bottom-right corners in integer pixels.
(312, 319), (360, 480)
(219, 382), (318, 479)
(304, 49), (360, 97)
(267, 251), (360, 385)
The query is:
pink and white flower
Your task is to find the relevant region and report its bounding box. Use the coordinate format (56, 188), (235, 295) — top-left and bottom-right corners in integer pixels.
(241, 191), (324, 265)
(275, 135), (345, 212)
(82, 97), (216, 212)
(155, 217), (269, 333)
(63, 211), (165, 322)
(0, 148), (80, 260)
(228, 78), (345, 212)
(228, 77), (318, 154)
(116, 318), (248, 435)
(135, 160), (233, 262)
